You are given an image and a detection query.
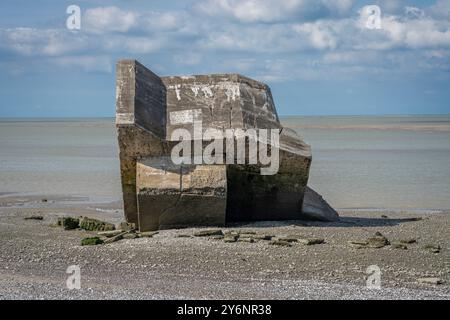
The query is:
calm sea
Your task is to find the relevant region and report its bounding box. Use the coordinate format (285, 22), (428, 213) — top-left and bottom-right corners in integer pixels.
(1, 116), (450, 210)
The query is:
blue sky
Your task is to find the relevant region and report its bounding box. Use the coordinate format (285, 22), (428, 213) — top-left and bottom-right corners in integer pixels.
(0, 0), (449, 117)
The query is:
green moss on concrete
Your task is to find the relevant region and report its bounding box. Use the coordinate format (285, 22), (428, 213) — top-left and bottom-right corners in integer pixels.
(81, 237), (104, 246)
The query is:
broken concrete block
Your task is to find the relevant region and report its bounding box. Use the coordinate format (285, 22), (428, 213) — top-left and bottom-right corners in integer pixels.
(367, 232), (390, 248)
(297, 238), (325, 245)
(138, 231), (159, 238)
(269, 240), (292, 247)
(301, 187), (339, 222)
(103, 233), (126, 244)
(81, 237), (104, 246)
(238, 237), (255, 243)
(193, 229), (223, 237)
(253, 234), (274, 241)
(223, 235), (238, 243)
(122, 233), (138, 240)
(278, 236), (299, 243)
(58, 217), (79, 230)
(417, 277), (443, 285)
(399, 238), (417, 244)
(115, 60), (339, 231)
(98, 230), (123, 238)
(392, 242), (408, 250)
(119, 222), (136, 231)
(80, 217), (115, 232)
(348, 240), (369, 248)
(423, 244), (441, 253)
(24, 216), (44, 221)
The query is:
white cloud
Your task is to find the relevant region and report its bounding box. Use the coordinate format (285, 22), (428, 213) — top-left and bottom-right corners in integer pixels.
(293, 20), (345, 50)
(0, 28), (87, 56)
(84, 6), (138, 33)
(1, 1), (450, 81)
(196, 0), (355, 23)
(429, 0), (450, 19)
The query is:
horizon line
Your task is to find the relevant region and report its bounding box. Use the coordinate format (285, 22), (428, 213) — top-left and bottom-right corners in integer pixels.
(1, 113), (450, 120)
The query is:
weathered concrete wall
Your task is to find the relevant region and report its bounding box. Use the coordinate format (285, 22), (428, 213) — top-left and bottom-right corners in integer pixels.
(136, 158), (227, 230)
(162, 74), (281, 141)
(116, 60), (168, 225)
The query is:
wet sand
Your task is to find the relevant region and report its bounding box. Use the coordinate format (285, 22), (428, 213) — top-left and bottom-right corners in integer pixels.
(0, 195), (449, 300)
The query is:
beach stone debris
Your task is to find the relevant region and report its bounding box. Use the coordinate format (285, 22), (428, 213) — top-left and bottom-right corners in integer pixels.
(80, 217), (115, 232)
(176, 234), (192, 238)
(391, 242), (408, 250)
(103, 232), (127, 244)
(122, 233), (139, 240)
(193, 229), (223, 237)
(297, 237), (325, 245)
(423, 244), (441, 253)
(269, 240), (292, 247)
(278, 236), (299, 243)
(367, 232), (390, 248)
(223, 230), (240, 236)
(348, 240), (369, 248)
(81, 237), (104, 246)
(399, 238), (417, 244)
(239, 233), (258, 239)
(24, 216), (44, 220)
(239, 237), (255, 243)
(223, 235), (238, 243)
(301, 187), (339, 222)
(115, 60), (337, 231)
(417, 277), (443, 285)
(119, 222), (136, 231)
(58, 217), (80, 230)
(138, 231), (159, 238)
(98, 230), (123, 238)
(41, 199), (48, 203)
(253, 234), (274, 241)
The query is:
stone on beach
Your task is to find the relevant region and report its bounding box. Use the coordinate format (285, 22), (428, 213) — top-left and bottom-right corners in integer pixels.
(392, 243), (408, 250)
(417, 277), (443, 285)
(80, 217), (115, 232)
(58, 217), (79, 230)
(223, 235), (238, 243)
(399, 238), (417, 244)
(423, 244), (441, 253)
(301, 187), (339, 222)
(349, 232), (390, 249)
(122, 233), (138, 240)
(24, 216), (44, 221)
(269, 240), (292, 247)
(297, 238), (325, 245)
(119, 222), (136, 231)
(194, 229), (224, 237)
(81, 237), (104, 246)
(98, 230), (123, 238)
(366, 232), (390, 248)
(138, 231), (159, 238)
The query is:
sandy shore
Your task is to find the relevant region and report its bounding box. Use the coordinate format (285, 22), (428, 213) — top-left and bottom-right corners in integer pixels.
(0, 195), (449, 300)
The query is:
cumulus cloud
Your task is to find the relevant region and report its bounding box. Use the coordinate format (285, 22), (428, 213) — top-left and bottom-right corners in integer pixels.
(196, 0), (356, 23)
(1, 1), (450, 81)
(0, 28), (88, 56)
(429, 0), (450, 19)
(84, 6), (138, 33)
